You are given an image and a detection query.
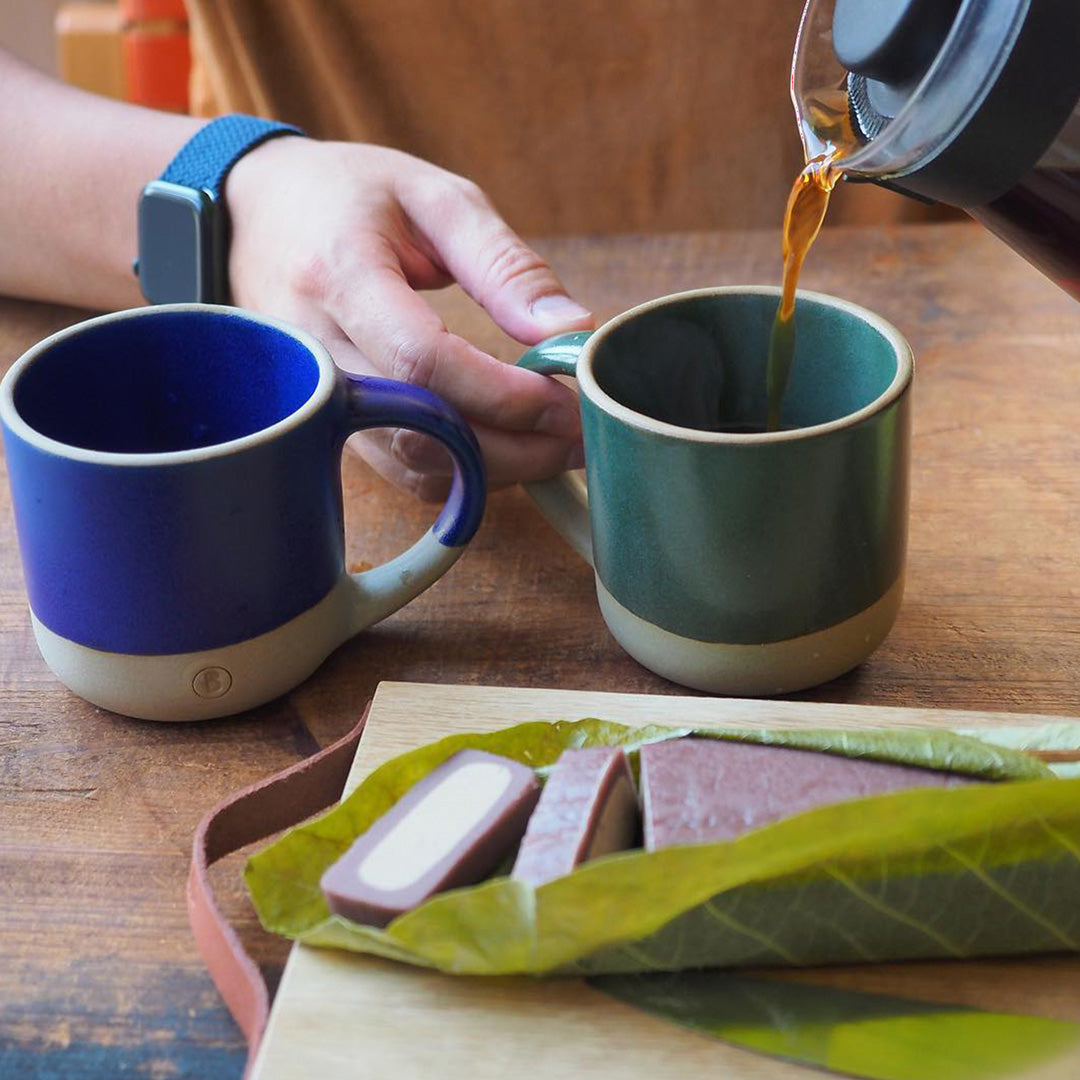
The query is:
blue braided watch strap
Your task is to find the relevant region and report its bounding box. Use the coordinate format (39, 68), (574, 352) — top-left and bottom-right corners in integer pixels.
(160, 114), (304, 194)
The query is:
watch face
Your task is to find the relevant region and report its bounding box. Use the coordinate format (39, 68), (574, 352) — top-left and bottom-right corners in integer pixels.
(137, 182), (222, 303)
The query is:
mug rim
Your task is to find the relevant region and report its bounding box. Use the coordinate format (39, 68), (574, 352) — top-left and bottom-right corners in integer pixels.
(0, 303), (337, 467)
(575, 286), (914, 443)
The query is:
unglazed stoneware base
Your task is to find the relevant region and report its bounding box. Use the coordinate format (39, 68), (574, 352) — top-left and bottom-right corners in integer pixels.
(31, 530), (460, 721)
(595, 575), (905, 696)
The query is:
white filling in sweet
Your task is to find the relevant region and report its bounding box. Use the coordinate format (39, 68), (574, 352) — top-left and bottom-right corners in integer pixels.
(357, 762), (514, 891)
(584, 774), (637, 860)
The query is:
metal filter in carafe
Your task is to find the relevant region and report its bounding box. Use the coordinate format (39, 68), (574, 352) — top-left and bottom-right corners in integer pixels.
(793, 0), (1080, 299)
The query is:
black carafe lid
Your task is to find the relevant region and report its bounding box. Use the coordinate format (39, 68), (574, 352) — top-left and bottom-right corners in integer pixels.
(832, 0), (1080, 207)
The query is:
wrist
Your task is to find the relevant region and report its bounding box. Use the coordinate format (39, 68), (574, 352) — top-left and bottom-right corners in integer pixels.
(224, 134), (308, 308)
(224, 130), (303, 205)
(136, 115), (305, 304)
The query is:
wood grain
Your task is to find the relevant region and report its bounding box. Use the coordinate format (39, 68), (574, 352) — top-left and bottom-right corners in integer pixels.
(252, 682), (1080, 1080)
(2, 222), (1080, 1077)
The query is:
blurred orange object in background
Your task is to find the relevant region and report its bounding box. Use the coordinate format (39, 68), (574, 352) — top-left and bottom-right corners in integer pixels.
(57, 0), (191, 112)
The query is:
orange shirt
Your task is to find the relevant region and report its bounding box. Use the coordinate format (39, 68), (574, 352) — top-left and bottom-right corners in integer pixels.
(186, 0), (947, 235)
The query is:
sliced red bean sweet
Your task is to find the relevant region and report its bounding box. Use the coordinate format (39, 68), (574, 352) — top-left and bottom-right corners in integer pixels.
(321, 749), (540, 927)
(640, 738), (981, 851)
(512, 746), (639, 887)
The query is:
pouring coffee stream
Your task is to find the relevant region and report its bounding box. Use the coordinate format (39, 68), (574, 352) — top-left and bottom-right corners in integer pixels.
(770, 0), (1080, 430)
(766, 152), (842, 432)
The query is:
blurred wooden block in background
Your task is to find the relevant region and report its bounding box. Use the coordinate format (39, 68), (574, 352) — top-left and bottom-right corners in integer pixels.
(56, 2), (126, 101)
(56, 0), (190, 112)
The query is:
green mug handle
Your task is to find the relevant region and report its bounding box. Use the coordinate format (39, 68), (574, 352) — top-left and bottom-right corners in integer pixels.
(517, 331), (595, 566)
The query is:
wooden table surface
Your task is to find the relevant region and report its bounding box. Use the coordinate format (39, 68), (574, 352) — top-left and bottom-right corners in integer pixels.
(2, 221), (1079, 1078)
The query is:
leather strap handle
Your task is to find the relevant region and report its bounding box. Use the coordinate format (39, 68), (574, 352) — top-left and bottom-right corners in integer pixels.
(187, 702), (371, 1078)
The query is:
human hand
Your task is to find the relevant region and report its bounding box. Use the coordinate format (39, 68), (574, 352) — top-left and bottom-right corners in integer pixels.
(225, 138), (592, 500)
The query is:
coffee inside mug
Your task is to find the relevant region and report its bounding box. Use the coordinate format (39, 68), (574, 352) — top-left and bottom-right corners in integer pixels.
(592, 293), (899, 432)
(13, 310), (321, 453)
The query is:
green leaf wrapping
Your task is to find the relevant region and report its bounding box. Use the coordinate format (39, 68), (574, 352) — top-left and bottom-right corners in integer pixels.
(245, 719), (1079, 977)
(953, 721), (1080, 778)
(590, 972), (1080, 1080)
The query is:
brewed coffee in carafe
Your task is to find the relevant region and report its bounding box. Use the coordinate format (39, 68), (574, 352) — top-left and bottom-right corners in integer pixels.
(970, 155), (1080, 302)
(790, 0), (1080, 300)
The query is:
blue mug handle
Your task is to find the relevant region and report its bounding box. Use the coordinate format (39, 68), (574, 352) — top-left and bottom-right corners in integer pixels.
(517, 332), (594, 566)
(340, 373), (486, 631)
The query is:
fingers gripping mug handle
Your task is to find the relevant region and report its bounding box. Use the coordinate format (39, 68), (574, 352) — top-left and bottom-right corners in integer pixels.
(517, 332), (594, 566)
(343, 375), (486, 630)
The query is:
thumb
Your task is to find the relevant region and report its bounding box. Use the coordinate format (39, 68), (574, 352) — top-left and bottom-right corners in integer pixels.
(407, 178), (594, 344)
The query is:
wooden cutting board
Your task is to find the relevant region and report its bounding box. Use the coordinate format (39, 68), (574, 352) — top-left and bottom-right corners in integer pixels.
(250, 682), (1080, 1080)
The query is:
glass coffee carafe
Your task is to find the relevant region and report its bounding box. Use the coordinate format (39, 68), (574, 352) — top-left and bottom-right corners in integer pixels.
(793, 0), (1080, 299)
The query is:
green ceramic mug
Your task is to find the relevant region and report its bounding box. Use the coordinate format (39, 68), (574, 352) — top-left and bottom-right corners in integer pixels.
(517, 286), (913, 696)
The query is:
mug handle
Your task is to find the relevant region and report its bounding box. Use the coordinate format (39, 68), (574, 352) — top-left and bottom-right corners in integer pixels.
(517, 331), (595, 567)
(341, 374), (486, 632)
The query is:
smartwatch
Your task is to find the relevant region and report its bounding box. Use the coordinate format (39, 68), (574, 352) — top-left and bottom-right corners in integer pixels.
(136, 114), (304, 304)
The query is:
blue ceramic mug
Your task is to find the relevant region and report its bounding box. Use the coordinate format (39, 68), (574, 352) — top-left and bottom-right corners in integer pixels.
(0, 305), (486, 720)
